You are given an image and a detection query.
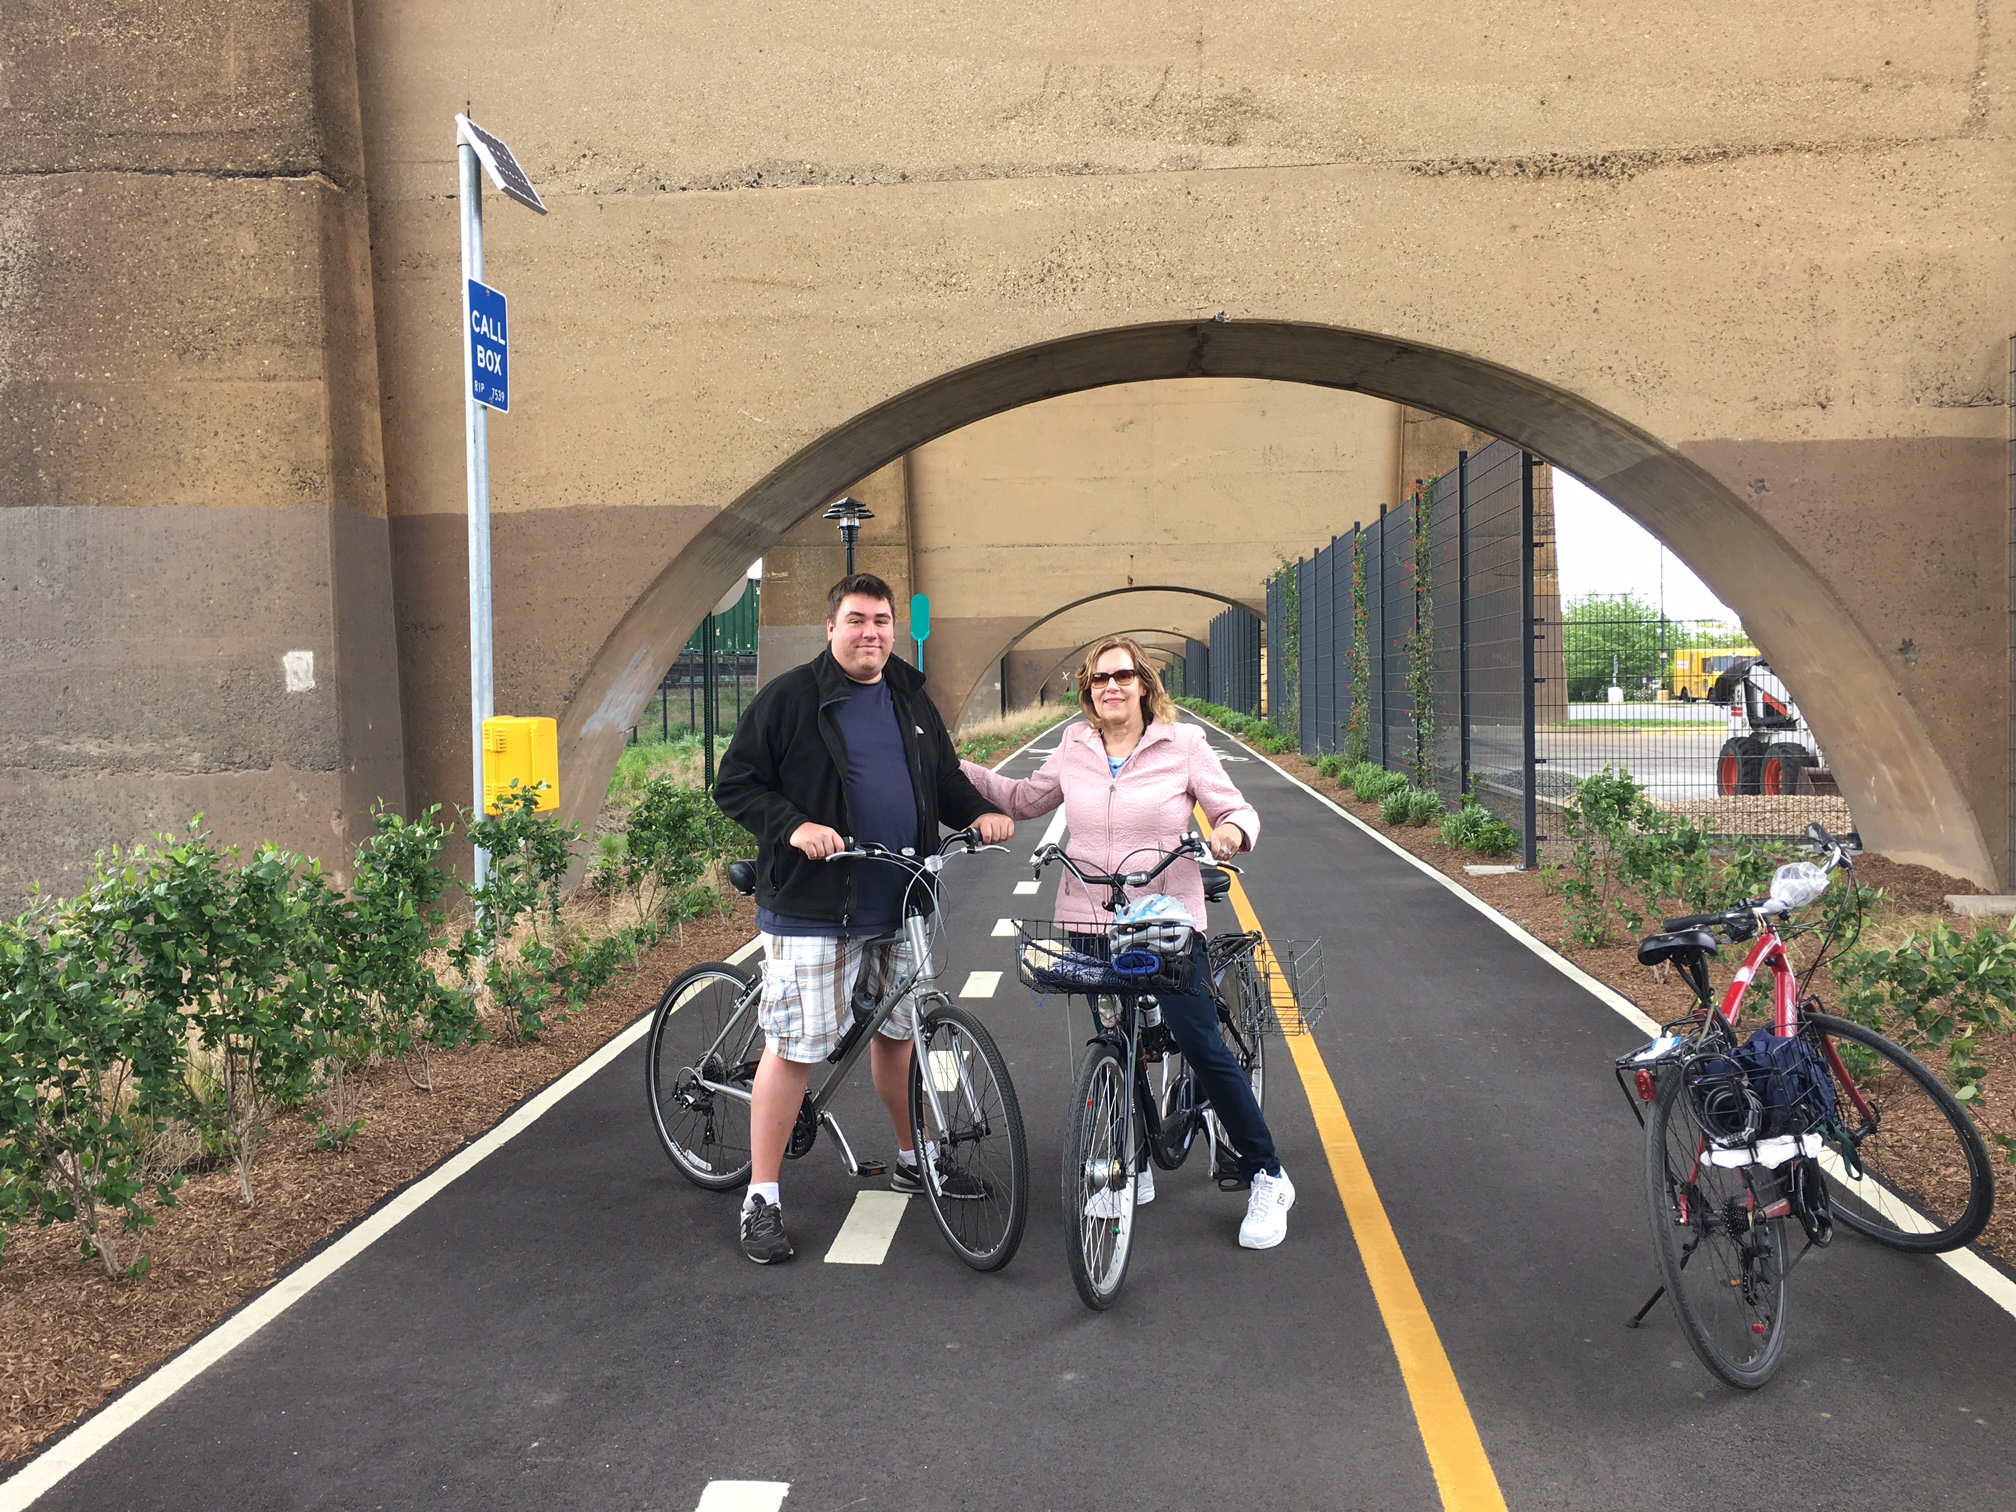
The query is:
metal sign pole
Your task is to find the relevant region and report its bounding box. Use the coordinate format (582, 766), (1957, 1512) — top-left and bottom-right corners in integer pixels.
(459, 139), (494, 891)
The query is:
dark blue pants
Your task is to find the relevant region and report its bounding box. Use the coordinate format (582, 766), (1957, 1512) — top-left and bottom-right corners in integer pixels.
(1157, 982), (1280, 1180)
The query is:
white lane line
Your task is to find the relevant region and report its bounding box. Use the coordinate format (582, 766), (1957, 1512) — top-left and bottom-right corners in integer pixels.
(991, 918), (1017, 937)
(696, 1482), (790, 1512)
(959, 970), (1002, 998)
(823, 1191), (911, 1265)
(1013, 879), (1040, 895)
(0, 937), (766, 1511)
(1037, 807), (1069, 848)
(1189, 714), (2016, 1328)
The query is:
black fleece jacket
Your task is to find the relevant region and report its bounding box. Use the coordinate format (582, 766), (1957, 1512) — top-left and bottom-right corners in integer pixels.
(713, 650), (998, 926)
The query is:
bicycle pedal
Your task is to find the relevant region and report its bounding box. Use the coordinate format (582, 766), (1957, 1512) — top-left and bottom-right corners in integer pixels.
(854, 1160), (887, 1178)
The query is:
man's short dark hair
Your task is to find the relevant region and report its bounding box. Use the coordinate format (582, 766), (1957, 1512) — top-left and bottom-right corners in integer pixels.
(826, 573), (896, 621)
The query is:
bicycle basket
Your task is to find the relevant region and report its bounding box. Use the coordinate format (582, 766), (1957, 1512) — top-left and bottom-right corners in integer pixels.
(1230, 936), (1327, 1035)
(1013, 920), (1197, 996)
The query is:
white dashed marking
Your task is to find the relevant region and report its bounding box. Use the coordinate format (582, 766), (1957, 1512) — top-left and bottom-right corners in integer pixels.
(1013, 879), (1040, 895)
(991, 918), (1017, 937)
(823, 1191), (911, 1266)
(959, 971), (1002, 998)
(695, 1483), (790, 1511)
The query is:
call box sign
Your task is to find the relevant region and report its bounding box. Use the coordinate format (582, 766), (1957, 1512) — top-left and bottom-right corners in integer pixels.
(467, 278), (508, 413)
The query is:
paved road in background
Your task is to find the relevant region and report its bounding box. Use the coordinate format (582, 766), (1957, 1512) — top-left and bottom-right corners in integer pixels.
(16, 717), (2015, 1510)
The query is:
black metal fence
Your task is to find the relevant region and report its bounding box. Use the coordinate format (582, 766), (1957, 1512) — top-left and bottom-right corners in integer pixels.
(1258, 441), (1854, 860)
(633, 581), (759, 748)
(1263, 441), (1538, 858)
(1206, 605), (1263, 714)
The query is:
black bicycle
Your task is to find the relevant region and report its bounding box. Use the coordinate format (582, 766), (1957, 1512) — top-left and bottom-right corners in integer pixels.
(645, 830), (1030, 1272)
(1017, 834), (1321, 1309)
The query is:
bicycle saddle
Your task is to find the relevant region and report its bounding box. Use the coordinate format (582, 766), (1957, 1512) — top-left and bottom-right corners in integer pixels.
(727, 859), (758, 897)
(1636, 928), (1716, 969)
(1202, 867), (1232, 904)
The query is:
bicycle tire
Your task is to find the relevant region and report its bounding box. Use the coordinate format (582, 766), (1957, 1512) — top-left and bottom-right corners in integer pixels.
(1063, 1040), (1137, 1310)
(907, 1001), (1029, 1272)
(1804, 1012), (1994, 1253)
(646, 961), (761, 1191)
(1147, 1040), (1201, 1171)
(1645, 1064), (1791, 1389)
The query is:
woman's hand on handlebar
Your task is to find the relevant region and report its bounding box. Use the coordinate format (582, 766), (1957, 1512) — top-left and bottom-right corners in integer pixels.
(1204, 822), (1245, 861)
(974, 812), (1015, 845)
(790, 822), (848, 861)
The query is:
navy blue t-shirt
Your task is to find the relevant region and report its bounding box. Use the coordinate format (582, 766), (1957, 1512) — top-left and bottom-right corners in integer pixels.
(757, 676), (919, 936)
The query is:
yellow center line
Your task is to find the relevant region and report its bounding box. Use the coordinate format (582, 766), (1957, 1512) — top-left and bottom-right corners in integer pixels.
(1208, 809), (1507, 1511)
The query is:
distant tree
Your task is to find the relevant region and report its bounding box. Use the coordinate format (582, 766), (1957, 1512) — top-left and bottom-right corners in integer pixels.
(1561, 592), (1673, 702)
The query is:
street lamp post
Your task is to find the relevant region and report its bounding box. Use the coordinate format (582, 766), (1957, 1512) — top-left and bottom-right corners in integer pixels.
(823, 496), (874, 575)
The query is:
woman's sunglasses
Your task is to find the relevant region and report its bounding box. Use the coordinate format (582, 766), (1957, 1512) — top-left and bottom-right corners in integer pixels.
(1087, 668), (1140, 687)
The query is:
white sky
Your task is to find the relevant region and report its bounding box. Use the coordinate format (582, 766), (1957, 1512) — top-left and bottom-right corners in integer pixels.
(1551, 469), (1737, 622)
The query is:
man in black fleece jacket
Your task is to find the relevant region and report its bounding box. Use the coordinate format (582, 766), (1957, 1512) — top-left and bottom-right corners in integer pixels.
(713, 572), (1013, 1263)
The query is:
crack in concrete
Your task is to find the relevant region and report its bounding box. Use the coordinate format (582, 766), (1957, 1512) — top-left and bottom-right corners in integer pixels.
(3, 165), (351, 192)
(1403, 136), (1925, 181)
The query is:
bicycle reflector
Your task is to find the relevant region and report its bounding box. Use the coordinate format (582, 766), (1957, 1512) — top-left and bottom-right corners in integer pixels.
(1683, 1050), (1763, 1149)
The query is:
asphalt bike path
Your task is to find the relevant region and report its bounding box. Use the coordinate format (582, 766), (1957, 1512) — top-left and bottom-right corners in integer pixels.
(11, 717), (2013, 1509)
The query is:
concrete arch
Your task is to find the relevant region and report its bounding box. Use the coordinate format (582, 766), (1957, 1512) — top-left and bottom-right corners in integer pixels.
(1034, 631), (1192, 703)
(965, 584), (1255, 722)
(566, 319), (1992, 884)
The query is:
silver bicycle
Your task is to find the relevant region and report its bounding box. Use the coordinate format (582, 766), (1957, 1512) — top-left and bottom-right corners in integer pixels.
(645, 830), (1030, 1272)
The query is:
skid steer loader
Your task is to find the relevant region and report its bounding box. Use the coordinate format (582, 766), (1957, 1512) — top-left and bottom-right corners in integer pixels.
(1705, 658), (1839, 797)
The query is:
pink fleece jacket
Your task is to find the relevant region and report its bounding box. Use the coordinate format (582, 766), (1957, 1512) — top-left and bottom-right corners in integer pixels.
(961, 718), (1261, 928)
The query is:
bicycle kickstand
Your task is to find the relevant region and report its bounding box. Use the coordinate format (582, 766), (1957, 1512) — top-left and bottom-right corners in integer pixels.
(1625, 1285), (1666, 1329)
(820, 1111), (886, 1180)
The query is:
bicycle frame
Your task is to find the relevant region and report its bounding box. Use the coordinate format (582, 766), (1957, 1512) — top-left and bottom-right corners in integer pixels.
(687, 847), (998, 1192)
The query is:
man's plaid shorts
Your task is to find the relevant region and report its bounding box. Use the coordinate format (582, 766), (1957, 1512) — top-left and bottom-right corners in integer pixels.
(758, 931), (918, 1063)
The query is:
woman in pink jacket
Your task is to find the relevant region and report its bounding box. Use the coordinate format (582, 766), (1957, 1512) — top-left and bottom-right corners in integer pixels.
(961, 636), (1295, 1250)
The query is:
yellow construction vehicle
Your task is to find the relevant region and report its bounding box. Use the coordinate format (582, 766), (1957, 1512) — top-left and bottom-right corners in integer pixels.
(1670, 644), (1759, 701)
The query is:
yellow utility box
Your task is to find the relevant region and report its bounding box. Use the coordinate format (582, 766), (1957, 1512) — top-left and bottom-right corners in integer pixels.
(482, 716), (560, 813)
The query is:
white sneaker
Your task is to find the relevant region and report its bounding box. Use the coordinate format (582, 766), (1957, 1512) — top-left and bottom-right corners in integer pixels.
(1239, 1168), (1295, 1249)
(1135, 1164), (1156, 1205)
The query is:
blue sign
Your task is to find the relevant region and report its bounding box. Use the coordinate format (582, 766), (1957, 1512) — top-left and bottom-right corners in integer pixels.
(910, 593), (931, 641)
(467, 279), (508, 413)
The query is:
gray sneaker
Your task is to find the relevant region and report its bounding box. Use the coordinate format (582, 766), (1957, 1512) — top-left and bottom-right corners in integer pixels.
(739, 1195), (795, 1264)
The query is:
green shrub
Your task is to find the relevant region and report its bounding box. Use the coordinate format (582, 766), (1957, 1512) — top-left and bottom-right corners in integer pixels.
(1834, 919), (2016, 1113)
(1405, 788), (1445, 826)
(1378, 786), (1412, 825)
(1351, 763), (1407, 805)
(1439, 796), (1520, 857)
(1314, 754), (1345, 779)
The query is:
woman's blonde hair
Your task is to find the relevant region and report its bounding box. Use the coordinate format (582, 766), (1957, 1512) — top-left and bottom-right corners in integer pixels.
(1075, 636), (1177, 726)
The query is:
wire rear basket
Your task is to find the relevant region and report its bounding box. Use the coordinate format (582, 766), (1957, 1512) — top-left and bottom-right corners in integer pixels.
(1248, 937), (1327, 1035)
(1013, 920), (1198, 997)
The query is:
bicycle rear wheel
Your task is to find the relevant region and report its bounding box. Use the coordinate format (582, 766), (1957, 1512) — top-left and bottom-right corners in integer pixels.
(1221, 950), (1267, 1109)
(1804, 1012), (1993, 1253)
(1063, 1040), (1137, 1310)
(646, 962), (760, 1191)
(1645, 1066), (1790, 1389)
(908, 1001), (1029, 1272)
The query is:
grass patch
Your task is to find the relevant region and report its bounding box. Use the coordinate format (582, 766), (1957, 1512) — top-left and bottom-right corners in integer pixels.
(956, 703), (1073, 765)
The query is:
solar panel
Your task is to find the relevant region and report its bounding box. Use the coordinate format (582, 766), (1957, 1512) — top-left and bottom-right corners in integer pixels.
(455, 114), (548, 215)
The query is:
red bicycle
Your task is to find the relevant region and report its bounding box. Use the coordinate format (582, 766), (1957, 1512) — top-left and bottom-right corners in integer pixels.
(1618, 824), (1994, 1388)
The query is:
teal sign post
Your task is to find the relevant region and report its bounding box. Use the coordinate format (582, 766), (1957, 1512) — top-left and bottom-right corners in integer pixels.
(910, 593), (931, 670)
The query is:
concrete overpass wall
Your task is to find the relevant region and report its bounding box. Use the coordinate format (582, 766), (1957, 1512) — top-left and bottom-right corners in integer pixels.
(5, 0), (2012, 894)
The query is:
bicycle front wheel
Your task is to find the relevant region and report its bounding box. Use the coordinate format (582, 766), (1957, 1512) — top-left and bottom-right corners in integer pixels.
(1805, 1012), (1994, 1253)
(1645, 1066), (1790, 1389)
(908, 1002), (1029, 1272)
(646, 961), (760, 1191)
(1063, 1040), (1137, 1310)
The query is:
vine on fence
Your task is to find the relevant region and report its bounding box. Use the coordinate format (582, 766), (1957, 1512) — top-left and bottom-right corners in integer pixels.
(1345, 532), (1370, 764)
(1403, 481), (1437, 788)
(1274, 559), (1301, 743)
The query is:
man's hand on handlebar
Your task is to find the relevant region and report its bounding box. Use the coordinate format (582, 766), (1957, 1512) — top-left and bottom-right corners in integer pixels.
(789, 822), (848, 861)
(974, 812), (1015, 845)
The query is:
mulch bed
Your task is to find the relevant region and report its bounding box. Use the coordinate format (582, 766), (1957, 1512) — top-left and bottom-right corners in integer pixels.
(0, 897), (754, 1471)
(1263, 747), (2016, 1272)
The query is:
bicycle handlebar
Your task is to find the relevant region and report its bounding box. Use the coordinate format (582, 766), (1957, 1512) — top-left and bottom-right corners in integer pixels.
(1030, 832), (1217, 908)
